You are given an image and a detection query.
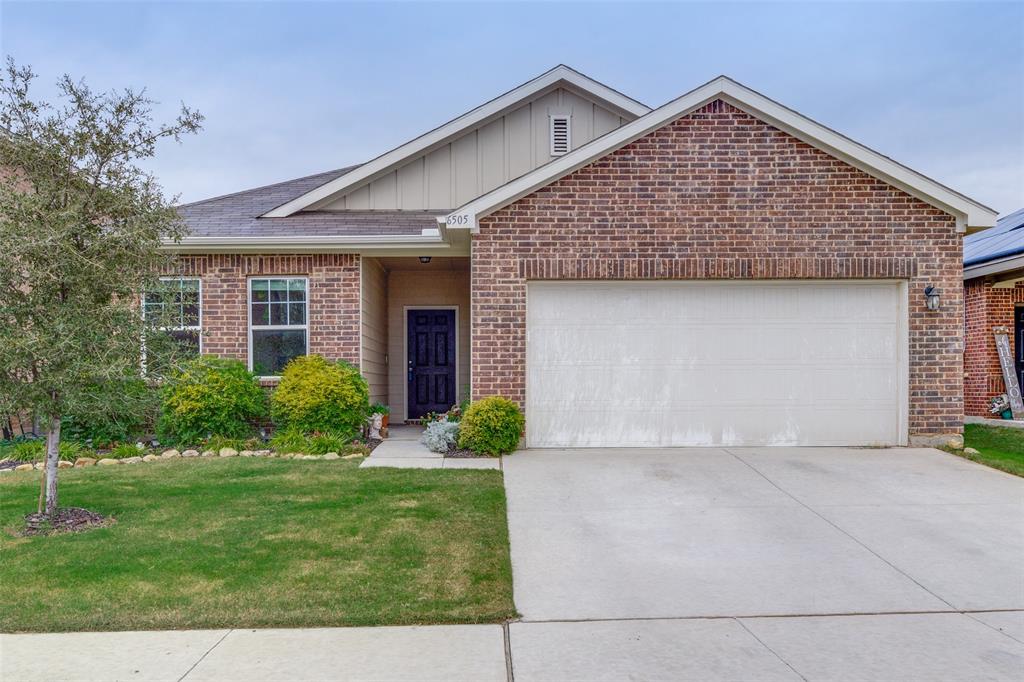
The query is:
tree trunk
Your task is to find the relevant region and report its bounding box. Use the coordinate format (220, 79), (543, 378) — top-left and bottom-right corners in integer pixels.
(44, 416), (61, 517)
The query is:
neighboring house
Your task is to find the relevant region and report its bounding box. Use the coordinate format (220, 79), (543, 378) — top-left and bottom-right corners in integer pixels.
(964, 208), (1024, 417)
(170, 65), (997, 448)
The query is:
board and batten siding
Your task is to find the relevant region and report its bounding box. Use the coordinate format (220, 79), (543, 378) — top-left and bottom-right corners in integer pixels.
(322, 87), (631, 211)
(360, 257), (388, 404)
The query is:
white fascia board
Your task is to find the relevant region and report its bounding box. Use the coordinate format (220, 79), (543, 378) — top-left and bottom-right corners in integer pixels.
(445, 76), (998, 233)
(262, 65), (651, 219)
(964, 253), (1024, 280)
(163, 234), (451, 254)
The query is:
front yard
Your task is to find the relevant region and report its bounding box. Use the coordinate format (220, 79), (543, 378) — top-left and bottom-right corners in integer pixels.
(0, 458), (516, 633)
(959, 423), (1024, 477)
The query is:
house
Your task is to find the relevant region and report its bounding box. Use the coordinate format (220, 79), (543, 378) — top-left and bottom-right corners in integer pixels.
(964, 208), (1024, 417)
(170, 65), (997, 448)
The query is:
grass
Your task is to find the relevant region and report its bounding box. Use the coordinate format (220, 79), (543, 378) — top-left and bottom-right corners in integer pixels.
(0, 458), (516, 632)
(958, 424), (1024, 477)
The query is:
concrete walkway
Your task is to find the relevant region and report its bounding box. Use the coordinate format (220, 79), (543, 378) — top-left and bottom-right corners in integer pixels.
(360, 424), (500, 470)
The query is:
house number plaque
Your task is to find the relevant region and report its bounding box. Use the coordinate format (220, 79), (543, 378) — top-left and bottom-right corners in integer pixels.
(993, 326), (1023, 419)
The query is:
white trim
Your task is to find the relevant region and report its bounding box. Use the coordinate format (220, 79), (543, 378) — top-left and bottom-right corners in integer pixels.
(262, 66), (650, 218)
(247, 276), (310, 379)
(964, 253), (1024, 280)
(165, 234), (451, 254)
(444, 76), (997, 232)
(402, 305), (459, 422)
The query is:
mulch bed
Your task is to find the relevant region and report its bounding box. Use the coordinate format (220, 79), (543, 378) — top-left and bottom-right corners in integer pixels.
(22, 507), (113, 536)
(364, 438), (382, 454)
(445, 447), (496, 459)
(0, 460), (21, 471)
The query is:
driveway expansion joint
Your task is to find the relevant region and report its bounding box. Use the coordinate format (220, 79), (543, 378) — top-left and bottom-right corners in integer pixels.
(177, 628), (233, 681)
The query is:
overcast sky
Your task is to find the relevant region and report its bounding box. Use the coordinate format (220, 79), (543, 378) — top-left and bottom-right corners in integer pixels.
(2, 1), (1022, 215)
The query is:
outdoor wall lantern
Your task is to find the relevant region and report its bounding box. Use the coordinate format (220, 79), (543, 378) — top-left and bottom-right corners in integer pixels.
(418, 256), (432, 264)
(924, 286), (940, 311)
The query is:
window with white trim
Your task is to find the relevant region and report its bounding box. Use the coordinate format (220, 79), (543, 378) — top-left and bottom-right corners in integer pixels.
(250, 277), (308, 376)
(550, 114), (571, 156)
(143, 277), (202, 355)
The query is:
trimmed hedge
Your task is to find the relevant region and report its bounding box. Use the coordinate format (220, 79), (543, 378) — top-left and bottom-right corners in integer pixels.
(270, 355), (369, 436)
(157, 357), (265, 444)
(457, 397), (524, 456)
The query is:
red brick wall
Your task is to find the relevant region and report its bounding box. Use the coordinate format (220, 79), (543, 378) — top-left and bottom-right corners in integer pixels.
(964, 277), (1024, 416)
(170, 254), (361, 372)
(472, 100), (963, 441)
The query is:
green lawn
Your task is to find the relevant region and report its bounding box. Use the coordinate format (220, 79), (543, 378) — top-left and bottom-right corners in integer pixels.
(0, 459), (516, 632)
(960, 424), (1024, 477)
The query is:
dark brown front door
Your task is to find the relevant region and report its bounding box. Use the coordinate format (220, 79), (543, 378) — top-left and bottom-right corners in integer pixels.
(407, 309), (456, 419)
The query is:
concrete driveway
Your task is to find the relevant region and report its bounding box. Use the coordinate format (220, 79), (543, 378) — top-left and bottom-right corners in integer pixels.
(503, 447), (1024, 680)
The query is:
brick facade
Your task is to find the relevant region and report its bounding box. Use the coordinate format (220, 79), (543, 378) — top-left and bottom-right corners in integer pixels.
(964, 277), (1024, 416)
(170, 254), (361, 373)
(471, 100), (963, 441)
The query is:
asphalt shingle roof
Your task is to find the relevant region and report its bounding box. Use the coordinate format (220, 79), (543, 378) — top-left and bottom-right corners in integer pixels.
(177, 166), (443, 238)
(964, 207), (1024, 267)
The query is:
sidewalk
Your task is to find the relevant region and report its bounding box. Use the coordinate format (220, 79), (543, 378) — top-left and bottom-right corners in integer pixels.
(0, 624), (508, 682)
(360, 424), (500, 470)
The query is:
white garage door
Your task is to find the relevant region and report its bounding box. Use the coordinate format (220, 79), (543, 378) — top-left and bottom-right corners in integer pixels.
(526, 281), (907, 448)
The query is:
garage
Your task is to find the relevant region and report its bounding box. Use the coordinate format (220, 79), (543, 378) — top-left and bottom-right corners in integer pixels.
(526, 281), (908, 448)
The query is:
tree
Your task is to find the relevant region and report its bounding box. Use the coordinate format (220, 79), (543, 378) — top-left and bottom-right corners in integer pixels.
(0, 58), (202, 517)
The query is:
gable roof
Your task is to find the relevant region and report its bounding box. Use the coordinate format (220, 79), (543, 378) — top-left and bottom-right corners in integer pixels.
(442, 76), (998, 233)
(261, 65), (651, 218)
(964, 207), (1024, 271)
(174, 166), (446, 251)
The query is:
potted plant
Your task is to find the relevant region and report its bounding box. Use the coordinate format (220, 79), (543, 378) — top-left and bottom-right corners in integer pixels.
(370, 403), (390, 431)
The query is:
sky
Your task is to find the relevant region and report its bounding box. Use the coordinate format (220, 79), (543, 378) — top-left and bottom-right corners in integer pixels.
(1, 1), (1022, 215)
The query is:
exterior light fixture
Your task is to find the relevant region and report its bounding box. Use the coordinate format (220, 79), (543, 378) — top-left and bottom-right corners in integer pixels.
(924, 286), (940, 311)
(418, 256), (432, 264)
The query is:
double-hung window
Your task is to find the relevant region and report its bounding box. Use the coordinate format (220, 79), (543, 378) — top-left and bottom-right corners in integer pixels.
(250, 277), (308, 376)
(143, 277), (202, 355)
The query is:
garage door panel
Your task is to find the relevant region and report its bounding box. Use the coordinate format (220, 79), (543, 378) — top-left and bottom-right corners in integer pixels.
(526, 282), (905, 448)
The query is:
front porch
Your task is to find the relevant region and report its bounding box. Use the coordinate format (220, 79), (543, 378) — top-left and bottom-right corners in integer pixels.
(360, 256), (470, 424)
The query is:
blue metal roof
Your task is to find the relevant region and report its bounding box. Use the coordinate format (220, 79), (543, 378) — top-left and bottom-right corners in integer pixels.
(964, 207), (1024, 267)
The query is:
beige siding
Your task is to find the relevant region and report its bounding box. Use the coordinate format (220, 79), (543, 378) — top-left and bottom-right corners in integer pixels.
(360, 257), (388, 404)
(324, 87), (633, 211)
(387, 270), (470, 422)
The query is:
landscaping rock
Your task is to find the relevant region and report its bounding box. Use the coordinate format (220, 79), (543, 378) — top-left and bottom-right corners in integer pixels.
(255, 450), (272, 457)
(963, 447), (981, 456)
(341, 452), (365, 460)
(303, 455), (322, 460)
(239, 450), (255, 457)
(142, 454), (160, 462)
(201, 450), (214, 457)
(97, 458), (119, 466)
(161, 449), (180, 458)
(219, 447), (238, 458)
(74, 457), (96, 468)
(15, 463), (34, 472)
(122, 456), (144, 464)
(57, 460), (73, 469)
(944, 434), (965, 450)
(323, 452), (340, 460)
(181, 449), (200, 458)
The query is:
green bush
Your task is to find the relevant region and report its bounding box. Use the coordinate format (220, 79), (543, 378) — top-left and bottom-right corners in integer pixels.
(61, 379), (160, 448)
(307, 431), (354, 455)
(108, 443), (146, 459)
(270, 355), (369, 436)
(268, 428), (308, 454)
(457, 397), (524, 456)
(157, 357), (266, 445)
(5, 439), (94, 462)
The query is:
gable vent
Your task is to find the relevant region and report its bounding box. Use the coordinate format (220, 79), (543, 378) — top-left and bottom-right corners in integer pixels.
(549, 115), (571, 156)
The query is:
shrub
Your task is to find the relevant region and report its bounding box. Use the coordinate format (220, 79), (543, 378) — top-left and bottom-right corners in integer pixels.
(307, 431), (354, 455)
(108, 443), (146, 459)
(271, 355), (369, 436)
(268, 428), (308, 454)
(421, 419), (460, 453)
(6, 439), (94, 462)
(61, 379), (160, 448)
(457, 397), (524, 456)
(157, 357), (266, 445)
(369, 402), (390, 416)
